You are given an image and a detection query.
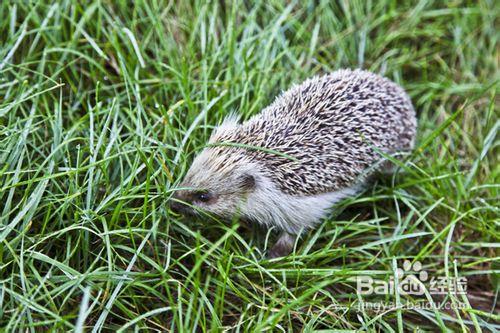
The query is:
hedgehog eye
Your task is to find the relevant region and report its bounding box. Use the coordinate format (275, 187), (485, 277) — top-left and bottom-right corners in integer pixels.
(195, 191), (211, 203)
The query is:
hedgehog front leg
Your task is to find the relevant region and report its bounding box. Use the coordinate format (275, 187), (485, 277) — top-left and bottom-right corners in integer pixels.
(268, 232), (297, 258)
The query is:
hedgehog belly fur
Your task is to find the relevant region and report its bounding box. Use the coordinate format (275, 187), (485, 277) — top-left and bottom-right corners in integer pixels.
(242, 172), (363, 234)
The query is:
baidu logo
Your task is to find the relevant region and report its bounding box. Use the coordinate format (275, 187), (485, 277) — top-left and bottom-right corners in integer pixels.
(357, 260), (467, 296)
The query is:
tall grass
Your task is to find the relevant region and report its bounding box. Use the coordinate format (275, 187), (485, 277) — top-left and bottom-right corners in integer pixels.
(0, 0), (498, 331)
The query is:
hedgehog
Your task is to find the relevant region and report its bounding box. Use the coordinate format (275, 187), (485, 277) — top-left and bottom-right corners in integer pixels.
(170, 69), (417, 258)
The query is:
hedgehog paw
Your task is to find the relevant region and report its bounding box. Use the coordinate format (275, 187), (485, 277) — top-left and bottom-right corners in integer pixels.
(268, 232), (296, 259)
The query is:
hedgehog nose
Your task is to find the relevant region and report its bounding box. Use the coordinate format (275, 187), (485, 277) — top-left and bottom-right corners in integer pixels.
(170, 192), (191, 214)
(169, 200), (187, 214)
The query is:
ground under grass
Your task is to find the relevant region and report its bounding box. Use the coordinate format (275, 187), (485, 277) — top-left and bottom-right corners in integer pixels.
(0, 0), (498, 331)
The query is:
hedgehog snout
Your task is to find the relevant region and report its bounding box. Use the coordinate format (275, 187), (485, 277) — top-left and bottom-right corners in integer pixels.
(169, 193), (190, 215)
(170, 184), (219, 215)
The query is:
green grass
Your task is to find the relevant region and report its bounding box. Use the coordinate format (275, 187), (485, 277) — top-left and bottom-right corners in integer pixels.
(0, 0), (498, 331)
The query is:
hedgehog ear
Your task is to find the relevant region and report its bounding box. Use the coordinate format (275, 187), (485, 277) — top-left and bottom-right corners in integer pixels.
(241, 173), (256, 190)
